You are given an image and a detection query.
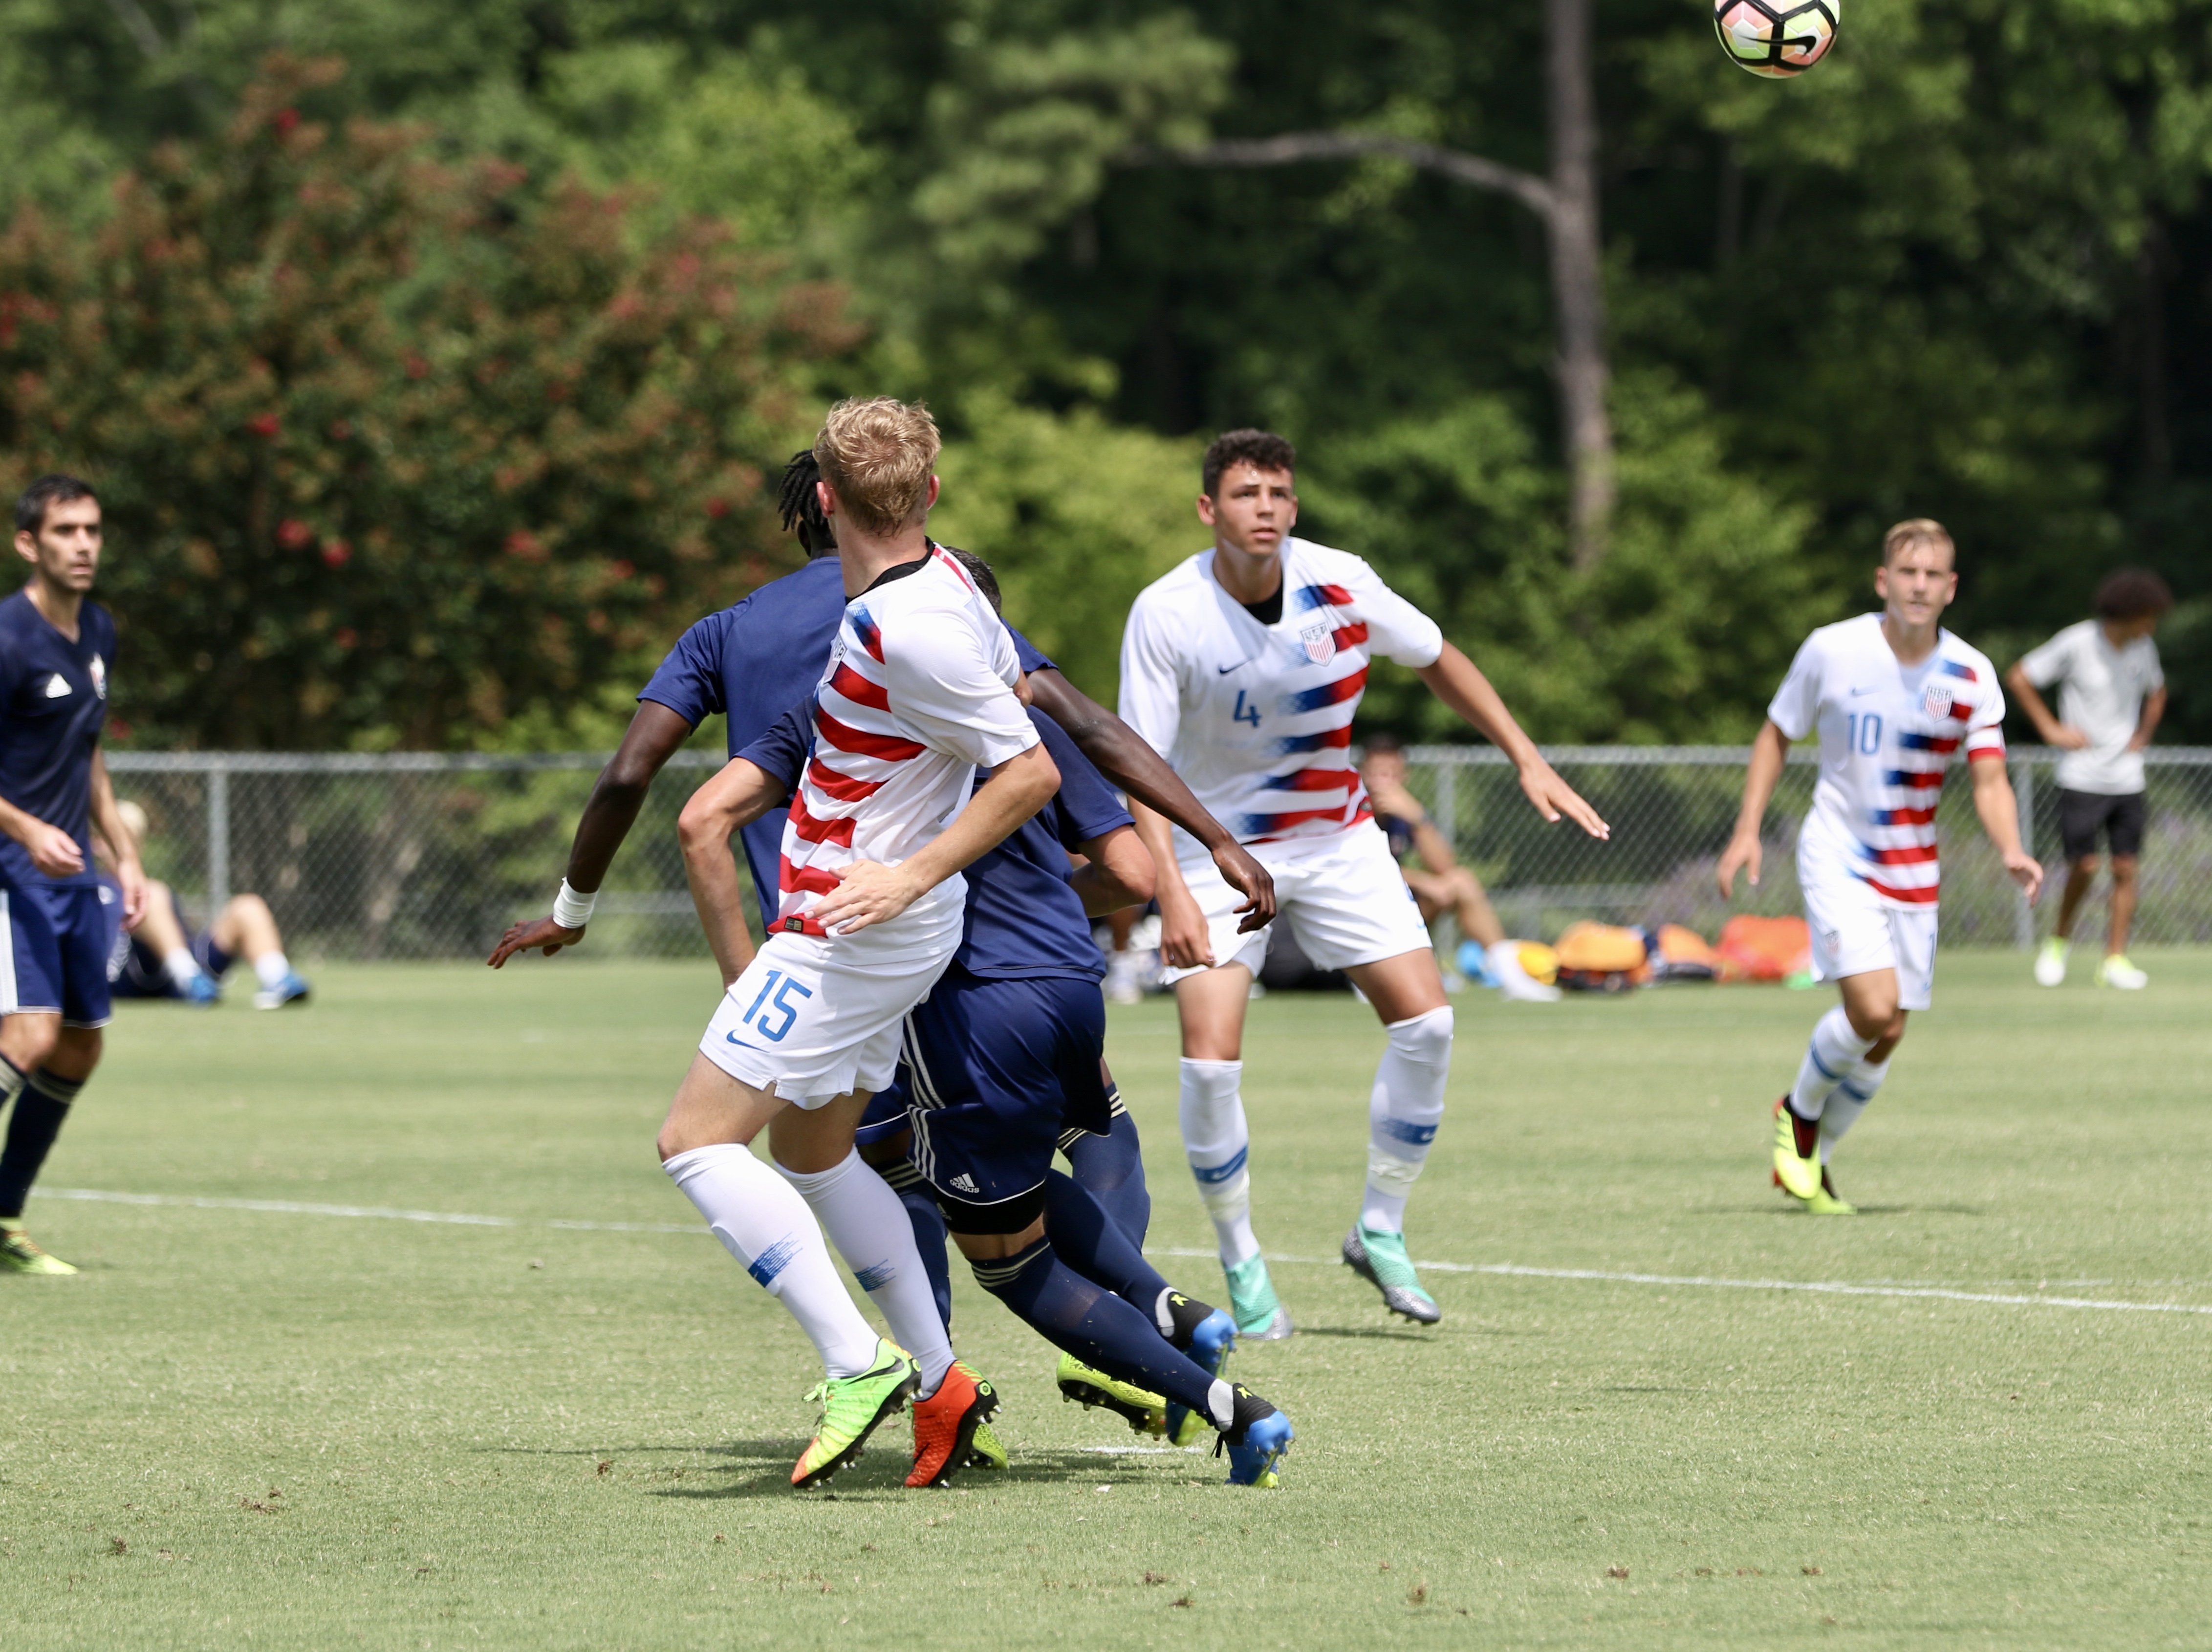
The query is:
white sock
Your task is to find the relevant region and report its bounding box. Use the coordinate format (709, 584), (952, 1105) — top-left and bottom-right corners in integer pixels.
(1179, 1058), (1259, 1267)
(663, 1144), (880, 1380)
(162, 948), (200, 989)
(1361, 1006), (1453, 1232)
(253, 951), (291, 990)
(776, 1150), (955, 1399)
(1820, 1056), (1890, 1162)
(1790, 1005), (1874, 1122)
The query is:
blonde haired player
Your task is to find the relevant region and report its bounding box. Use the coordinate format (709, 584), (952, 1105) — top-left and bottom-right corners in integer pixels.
(653, 398), (1061, 1487)
(1119, 429), (1606, 1331)
(1719, 520), (2043, 1213)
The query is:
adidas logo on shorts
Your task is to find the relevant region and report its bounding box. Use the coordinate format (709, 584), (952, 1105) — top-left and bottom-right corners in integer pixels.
(949, 1174), (979, 1194)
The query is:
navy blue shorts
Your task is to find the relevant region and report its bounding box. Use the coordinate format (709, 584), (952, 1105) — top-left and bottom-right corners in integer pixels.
(108, 890), (233, 1000)
(1, 878), (114, 1028)
(877, 969), (1109, 1216)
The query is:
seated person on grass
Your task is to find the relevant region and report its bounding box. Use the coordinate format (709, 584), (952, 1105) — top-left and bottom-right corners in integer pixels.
(97, 801), (310, 1009)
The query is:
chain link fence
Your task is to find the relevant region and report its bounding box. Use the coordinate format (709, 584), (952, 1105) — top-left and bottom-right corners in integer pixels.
(103, 747), (2212, 961)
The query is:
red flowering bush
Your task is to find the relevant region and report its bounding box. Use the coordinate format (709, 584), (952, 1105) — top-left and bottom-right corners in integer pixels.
(0, 57), (854, 748)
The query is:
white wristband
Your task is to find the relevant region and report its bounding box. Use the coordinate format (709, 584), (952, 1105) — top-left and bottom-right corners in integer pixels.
(552, 880), (597, 930)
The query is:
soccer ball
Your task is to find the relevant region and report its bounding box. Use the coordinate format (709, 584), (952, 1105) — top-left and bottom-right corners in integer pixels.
(1713, 0), (1839, 78)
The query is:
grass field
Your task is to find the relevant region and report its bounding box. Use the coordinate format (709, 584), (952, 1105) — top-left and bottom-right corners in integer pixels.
(3, 952), (2210, 1649)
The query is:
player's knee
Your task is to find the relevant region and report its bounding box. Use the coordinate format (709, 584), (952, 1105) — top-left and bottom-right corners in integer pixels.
(51, 1026), (101, 1076)
(2069, 855), (2101, 878)
(1387, 1004), (1453, 1064)
(6, 1018), (60, 1069)
(1445, 869), (1479, 902)
(228, 892), (273, 922)
(2110, 856), (2140, 884)
(1843, 994), (1895, 1042)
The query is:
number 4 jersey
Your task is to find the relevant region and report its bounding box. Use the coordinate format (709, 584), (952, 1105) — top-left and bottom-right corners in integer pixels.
(1767, 613), (2007, 910)
(1118, 540), (1444, 856)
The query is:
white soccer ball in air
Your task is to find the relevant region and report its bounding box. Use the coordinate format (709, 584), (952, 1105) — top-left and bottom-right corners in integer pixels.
(1714, 0), (1839, 78)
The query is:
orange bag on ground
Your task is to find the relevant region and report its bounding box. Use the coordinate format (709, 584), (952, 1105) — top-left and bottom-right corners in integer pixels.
(1649, 923), (1722, 982)
(1716, 914), (1811, 982)
(1553, 921), (1651, 993)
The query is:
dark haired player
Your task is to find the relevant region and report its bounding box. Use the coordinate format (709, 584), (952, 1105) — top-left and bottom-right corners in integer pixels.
(1119, 430), (1606, 1332)
(0, 476), (148, 1274)
(698, 561), (1291, 1486)
(2006, 569), (2172, 991)
(1720, 519), (2042, 1213)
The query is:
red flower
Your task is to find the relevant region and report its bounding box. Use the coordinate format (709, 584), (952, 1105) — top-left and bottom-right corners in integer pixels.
(248, 413), (281, 438)
(322, 541), (352, 568)
(277, 519), (313, 549)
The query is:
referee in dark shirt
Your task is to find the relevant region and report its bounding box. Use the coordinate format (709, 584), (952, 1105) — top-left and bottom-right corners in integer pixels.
(0, 476), (147, 1274)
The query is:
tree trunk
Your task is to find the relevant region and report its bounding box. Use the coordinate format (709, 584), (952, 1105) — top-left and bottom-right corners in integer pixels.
(1547, 0), (1613, 571)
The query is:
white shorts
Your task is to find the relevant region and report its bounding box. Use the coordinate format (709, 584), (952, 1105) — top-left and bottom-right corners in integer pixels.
(1799, 834), (1937, 1011)
(700, 903), (959, 1108)
(1160, 824), (1433, 985)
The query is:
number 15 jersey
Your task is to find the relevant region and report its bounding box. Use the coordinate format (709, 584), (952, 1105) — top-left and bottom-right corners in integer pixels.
(1766, 612), (2006, 910)
(1119, 539), (1444, 857)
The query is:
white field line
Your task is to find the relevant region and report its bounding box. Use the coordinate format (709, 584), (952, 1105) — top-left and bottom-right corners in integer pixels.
(40, 1189), (2212, 1317)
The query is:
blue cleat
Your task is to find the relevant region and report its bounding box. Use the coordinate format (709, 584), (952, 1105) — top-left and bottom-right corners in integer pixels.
(1165, 1306), (1238, 1447)
(1222, 1388), (1292, 1487)
(253, 971), (312, 1011)
(180, 970), (222, 1007)
(1454, 938), (1499, 988)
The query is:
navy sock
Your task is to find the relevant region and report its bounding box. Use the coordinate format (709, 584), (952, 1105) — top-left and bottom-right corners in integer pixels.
(970, 1238), (1225, 1421)
(878, 1157), (953, 1333)
(1060, 1095), (1151, 1246)
(0, 1069), (83, 1220)
(1044, 1168), (1173, 1312)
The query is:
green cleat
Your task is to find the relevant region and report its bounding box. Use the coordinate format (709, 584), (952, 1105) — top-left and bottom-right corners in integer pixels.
(1223, 1254), (1293, 1340)
(1055, 1352), (1166, 1435)
(1806, 1166), (1857, 1216)
(790, 1338), (918, 1489)
(1342, 1224), (1440, 1324)
(966, 1418), (1009, 1472)
(0, 1220), (76, 1275)
(1771, 1097), (1821, 1202)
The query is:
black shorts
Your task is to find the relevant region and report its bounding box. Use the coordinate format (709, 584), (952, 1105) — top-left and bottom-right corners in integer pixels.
(2058, 789), (2146, 861)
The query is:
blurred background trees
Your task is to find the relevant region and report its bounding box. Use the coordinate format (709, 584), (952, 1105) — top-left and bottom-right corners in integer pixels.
(2, 0), (2210, 746)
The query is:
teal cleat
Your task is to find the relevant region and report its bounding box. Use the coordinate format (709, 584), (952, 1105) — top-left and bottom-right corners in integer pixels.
(1342, 1223), (1441, 1325)
(1223, 1254), (1293, 1341)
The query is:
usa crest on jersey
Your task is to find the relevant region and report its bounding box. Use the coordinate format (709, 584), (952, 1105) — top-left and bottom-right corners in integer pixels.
(1300, 622), (1336, 665)
(89, 655), (107, 701)
(1922, 682), (1952, 719)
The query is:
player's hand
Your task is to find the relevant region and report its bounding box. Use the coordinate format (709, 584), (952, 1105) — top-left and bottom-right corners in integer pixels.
(2049, 723), (2091, 751)
(114, 858), (150, 929)
(1716, 829), (1762, 899)
(2003, 849), (2045, 905)
(20, 821), (84, 879)
(811, 860), (926, 935)
(1155, 883), (1215, 970)
(487, 914), (585, 968)
(1211, 841), (1276, 935)
(1517, 758), (1609, 840)
(1362, 774), (1424, 823)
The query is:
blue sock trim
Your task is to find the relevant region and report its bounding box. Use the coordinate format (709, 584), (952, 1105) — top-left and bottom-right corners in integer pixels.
(1191, 1146), (1247, 1185)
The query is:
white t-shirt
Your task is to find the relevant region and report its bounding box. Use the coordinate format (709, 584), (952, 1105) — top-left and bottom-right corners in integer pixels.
(1766, 613), (2007, 911)
(2017, 619), (2164, 795)
(780, 547), (1039, 934)
(1119, 539), (1444, 859)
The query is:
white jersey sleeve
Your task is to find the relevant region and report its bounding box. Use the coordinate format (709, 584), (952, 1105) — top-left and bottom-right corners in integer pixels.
(1339, 556), (1445, 668)
(1963, 664), (2006, 761)
(1766, 632), (1827, 741)
(1117, 589), (1189, 759)
(2016, 624), (2082, 691)
(879, 598), (1038, 770)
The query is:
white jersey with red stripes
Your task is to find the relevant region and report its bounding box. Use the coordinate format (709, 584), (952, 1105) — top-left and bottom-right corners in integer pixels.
(1118, 539), (1444, 858)
(1767, 612), (2007, 910)
(777, 546), (1039, 935)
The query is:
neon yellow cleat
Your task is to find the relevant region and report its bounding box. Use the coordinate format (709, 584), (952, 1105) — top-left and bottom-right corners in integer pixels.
(1806, 1167), (1856, 1216)
(0, 1220), (76, 1275)
(2096, 954), (2148, 990)
(1054, 1352), (1166, 1435)
(967, 1418), (1008, 1472)
(791, 1339), (917, 1489)
(1771, 1098), (1821, 1201)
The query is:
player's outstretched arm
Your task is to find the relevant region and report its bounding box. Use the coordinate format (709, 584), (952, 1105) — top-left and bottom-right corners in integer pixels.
(1414, 642), (1609, 840)
(1068, 824), (1156, 918)
(812, 743), (1062, 937)
(676, 757), (789, 987)
(1717, 720), (1790, 899)
(1969, 753), (2044, 905)
(488, 701), (696, 967)
(1027, 668), (1276, 931)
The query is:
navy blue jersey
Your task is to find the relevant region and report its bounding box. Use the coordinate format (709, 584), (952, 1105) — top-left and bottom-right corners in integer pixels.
(644, 551), (1054, 932)
(0, 589), (115, 889)
(741, 704), (1126, 981)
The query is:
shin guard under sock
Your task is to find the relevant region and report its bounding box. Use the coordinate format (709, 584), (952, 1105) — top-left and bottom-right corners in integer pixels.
(1361, 1007), (1452, 1233)
(1791, 1005), (1875, 1123)
(1179, 1058), (1258, 1266)
(1820, 1055), (1890, 1161)
(777, 1150), (955, 1398)
(1059, 1090), (1151, 1247)
(878, 1156), (954, 1334)
(0, 1068), (81, 1219)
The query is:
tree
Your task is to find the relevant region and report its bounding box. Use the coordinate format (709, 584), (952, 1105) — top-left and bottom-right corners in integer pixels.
(0, 57), (852, 750)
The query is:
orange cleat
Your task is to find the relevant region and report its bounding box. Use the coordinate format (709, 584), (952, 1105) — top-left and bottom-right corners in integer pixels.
(907, 1361), (999, 1488)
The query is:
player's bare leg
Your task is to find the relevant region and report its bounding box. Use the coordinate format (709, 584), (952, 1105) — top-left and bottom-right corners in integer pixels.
(0, 1014), (97, 1274)
(1337, 948), (1453, 1321)
(1775, 969), (1905, 1216)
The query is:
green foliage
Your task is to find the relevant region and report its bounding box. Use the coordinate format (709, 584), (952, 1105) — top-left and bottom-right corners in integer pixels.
(0, 58), (848, 750)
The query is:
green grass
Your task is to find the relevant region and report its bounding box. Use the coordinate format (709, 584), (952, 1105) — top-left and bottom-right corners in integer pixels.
(4, 952), (2211, 1649)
